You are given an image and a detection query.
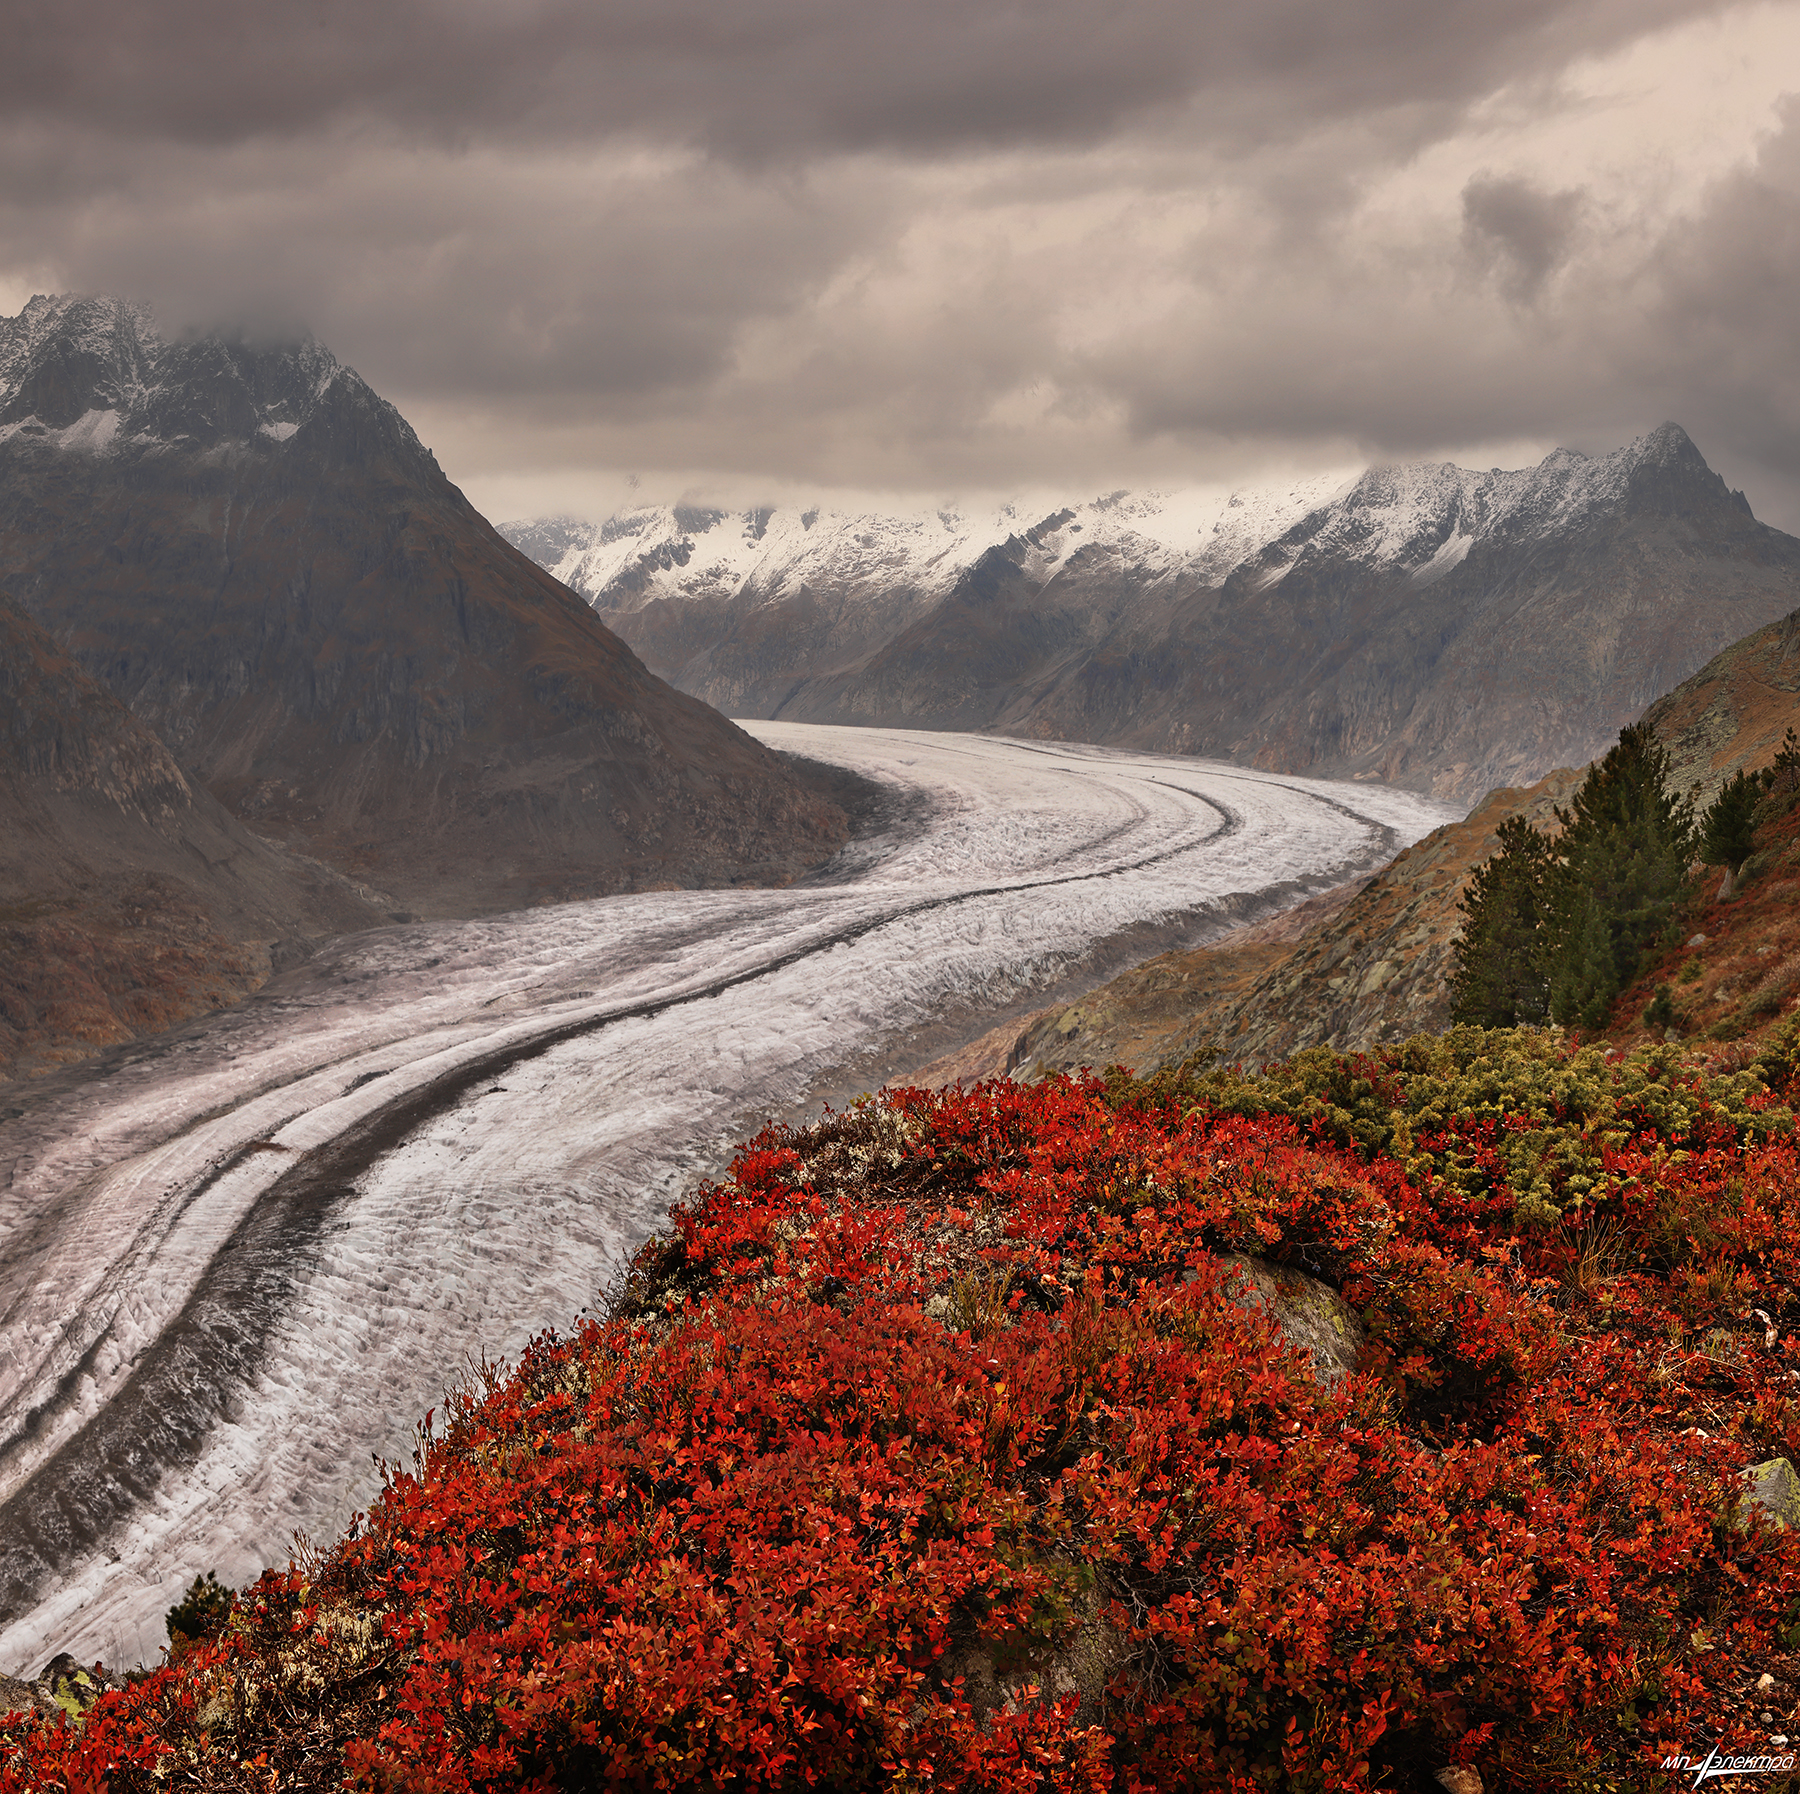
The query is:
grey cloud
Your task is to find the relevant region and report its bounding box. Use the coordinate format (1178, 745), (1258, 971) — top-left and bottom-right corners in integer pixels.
(1461, 172), (1587, 301)
(1629, 98), (1800, 488)
(0, 131), (882, 415)
(2, 0), (1795, 538)
(1081, 100), (1800, 530)
(6, 0), (1727, 163)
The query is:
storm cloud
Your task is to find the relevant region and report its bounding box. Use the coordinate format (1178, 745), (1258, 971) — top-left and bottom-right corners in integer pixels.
(2, 0), (1796, 525)
(1461, 174), (1588, 302)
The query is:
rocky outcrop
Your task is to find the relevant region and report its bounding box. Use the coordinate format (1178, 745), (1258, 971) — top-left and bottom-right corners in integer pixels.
(1216, 1255), (1365, 1393)
(0, 1651), (118, 1720)
(1738, 1458), (1800, 1530)
(0, 596), (387, 1080)
(0, 296), (849, 917)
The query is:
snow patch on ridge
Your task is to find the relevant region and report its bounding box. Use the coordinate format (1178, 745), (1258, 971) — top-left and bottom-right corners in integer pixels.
(501, 431), (1694, 626)
(1410, 528), (1474, 586)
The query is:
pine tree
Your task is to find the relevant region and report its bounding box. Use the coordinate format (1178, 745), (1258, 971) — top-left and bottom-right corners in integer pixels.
(1544, 724), (1695, 1031)
(1700, 769), (1762, 895)
(1762, 726), (1800, 798)
(1450, 814), (1554, 1027)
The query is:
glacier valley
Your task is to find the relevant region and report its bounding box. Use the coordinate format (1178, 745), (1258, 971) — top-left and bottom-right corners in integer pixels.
(0, 725), (1456, 1675)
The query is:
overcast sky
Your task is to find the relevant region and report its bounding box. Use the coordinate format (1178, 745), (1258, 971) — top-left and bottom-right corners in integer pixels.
(3, 0), (1798, 527)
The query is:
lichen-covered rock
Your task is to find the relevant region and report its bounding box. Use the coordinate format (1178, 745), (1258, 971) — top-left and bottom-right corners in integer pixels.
(1738, 1457), (1800, 1530)
(0, 1653), (118, 1722)
(1215, 1253), (1365, 1391)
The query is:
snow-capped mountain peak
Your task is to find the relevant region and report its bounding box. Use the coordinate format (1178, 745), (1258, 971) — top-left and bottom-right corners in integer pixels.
(504, 430), (1745, 628)
(501, 469), (1359, 621)
(0, 293), (402, 462)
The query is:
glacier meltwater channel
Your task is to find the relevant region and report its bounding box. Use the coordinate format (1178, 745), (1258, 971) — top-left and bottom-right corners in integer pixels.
(0, 725), (1457, 1673)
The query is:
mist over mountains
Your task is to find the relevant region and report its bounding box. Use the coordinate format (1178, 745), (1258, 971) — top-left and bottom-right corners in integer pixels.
(0, 295), (849, 923)
(505, 426), (1800, 804)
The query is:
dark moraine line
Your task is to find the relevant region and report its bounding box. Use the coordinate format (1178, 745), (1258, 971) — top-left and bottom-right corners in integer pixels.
(0, 778), (1259, 1621)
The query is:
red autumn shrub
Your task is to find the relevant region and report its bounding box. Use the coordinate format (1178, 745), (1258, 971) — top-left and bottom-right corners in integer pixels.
(6, 1035), (1799, 1791)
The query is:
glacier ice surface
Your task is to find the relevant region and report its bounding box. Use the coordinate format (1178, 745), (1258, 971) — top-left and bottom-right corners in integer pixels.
(0, 724), (1456, 1674)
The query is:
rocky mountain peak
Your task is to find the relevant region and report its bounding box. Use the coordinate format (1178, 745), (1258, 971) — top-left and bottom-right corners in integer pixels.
(1617, 419), (1752, 522)
(1631, 419), (1702, 464)
(0, 296), (851, 917)
(0, 293), (434, 475)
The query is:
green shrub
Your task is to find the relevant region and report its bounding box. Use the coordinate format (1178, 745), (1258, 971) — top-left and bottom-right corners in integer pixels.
(1543, 725), (1696, 1030)
(1700, 769), (1763, 877)
(1451, 725), (1696, 1036)
(1125, 1026), (1786, 1224)
(164, 1572), (232, 1654)
(1449, 815), (1554, 1027)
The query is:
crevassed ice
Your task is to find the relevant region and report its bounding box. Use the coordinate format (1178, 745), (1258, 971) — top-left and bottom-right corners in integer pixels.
(0, 725), (1458, 1676)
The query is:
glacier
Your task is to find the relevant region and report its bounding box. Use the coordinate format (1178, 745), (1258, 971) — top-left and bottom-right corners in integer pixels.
(0, 724), (1457, 1676)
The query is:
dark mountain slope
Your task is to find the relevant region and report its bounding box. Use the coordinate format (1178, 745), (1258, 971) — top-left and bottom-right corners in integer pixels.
(0, 596), (385, 1080)
(0, 296), (847, 916)
(808, 429), (1800, 803)
(519, 428), (1800, 807)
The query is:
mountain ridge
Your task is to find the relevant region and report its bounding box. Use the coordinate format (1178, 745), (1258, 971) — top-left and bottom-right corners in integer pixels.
(0, 295), (851, 919)
(504, 424), (1799, 804)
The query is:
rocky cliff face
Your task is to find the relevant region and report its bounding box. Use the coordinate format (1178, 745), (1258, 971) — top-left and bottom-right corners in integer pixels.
(0, 596), (386, 1081)
(0, 295), (848, 916)
(508, 429), (1800, 807)
(1641, 602), (1800, 808)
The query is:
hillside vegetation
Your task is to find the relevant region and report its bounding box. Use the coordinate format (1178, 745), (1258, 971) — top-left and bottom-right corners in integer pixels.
(935, 601), (1800, 1088)
(7, 1029), (1800, 1790)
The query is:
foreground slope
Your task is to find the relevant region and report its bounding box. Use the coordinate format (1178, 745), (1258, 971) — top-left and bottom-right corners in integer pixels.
(509, 429), (1800, 805)
(0, 597), (384, 1081)
(0, 296), (847, 916)
(6, 1043), (1798, 1788)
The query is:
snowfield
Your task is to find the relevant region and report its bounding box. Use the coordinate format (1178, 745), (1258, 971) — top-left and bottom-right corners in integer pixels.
(0, 725), (1457, 1674)
(503, 432), (1688, 626)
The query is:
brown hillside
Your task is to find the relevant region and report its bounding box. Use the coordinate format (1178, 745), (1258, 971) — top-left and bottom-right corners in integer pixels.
(1642, 602), (1800, 807)
(0, 596), (386, 1083)
(1603, 803), (1800, 1066)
